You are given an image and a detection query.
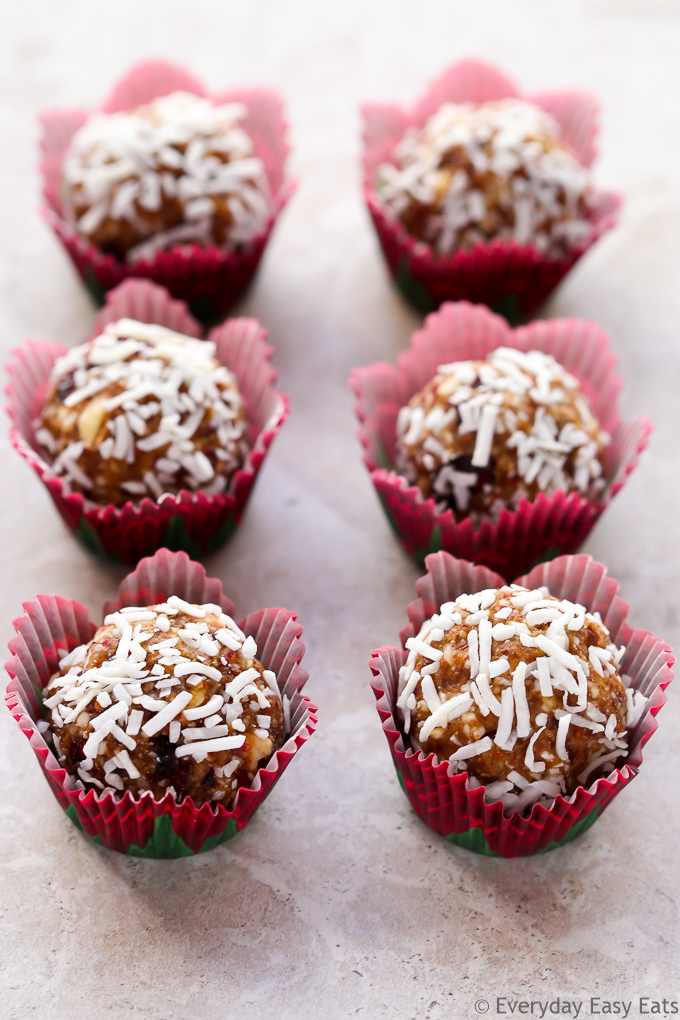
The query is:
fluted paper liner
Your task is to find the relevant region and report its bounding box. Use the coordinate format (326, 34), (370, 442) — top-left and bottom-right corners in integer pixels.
(361, 59), (622, 319)
(6, 279), (289, 563)
(351, 301), (651, 578)
(370, 551), (672, 856)
(5, 549), (318, 857)
(40, 60), (294, 320)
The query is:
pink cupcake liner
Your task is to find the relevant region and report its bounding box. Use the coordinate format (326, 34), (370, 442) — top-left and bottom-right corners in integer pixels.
(5, 549), (318, 857)
(361, 59), (622, 319)
(5, 278), (289, 563)
(40, 60), (295, 320)
(351, 301), (651, 579)
(370, 551), (673, 856)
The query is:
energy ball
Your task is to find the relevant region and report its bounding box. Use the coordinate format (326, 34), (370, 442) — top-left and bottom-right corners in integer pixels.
(397, 584), (647, 813)
(35, 318), (248, 507)
(44, 597), (285, 806)
(377, 99), (595, 257)
(395, 347), (607, 522)
(62, 91), (271, 262)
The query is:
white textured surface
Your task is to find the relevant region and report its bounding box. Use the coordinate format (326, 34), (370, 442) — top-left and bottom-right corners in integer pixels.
(1, 2), (679, 1017)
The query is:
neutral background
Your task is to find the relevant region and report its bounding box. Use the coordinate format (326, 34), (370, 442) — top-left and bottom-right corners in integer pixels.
(1, 1), (679, 1017)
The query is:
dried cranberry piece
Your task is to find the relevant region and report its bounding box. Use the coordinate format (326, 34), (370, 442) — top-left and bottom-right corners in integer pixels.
(152, 734), (181, 780)
(56, 371), (76, 401)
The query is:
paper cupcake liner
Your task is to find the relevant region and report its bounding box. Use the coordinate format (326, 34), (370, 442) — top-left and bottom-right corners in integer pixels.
(370, 551), (673, 857)
(40, 60), (295, 321)
(351, 301), (651, 579)
(5, 548), (318, 857)
(6, 279), (289, 563)
(361, 59), (622, 320)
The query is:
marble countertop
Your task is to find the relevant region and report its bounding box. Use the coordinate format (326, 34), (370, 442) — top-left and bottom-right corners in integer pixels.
(1, 1), (679, 1016)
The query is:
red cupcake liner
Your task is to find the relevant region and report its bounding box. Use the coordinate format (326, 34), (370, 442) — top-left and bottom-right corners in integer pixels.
(40, 60), (295, 321)
(370, 551), (673, 857)
(361, 59), (622, 320)
(4, 548), (318, 857)
(5, 278), (289, 563)
(351, 301), (651, 579)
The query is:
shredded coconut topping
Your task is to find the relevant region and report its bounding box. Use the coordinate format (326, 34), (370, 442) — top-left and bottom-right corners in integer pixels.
(36, 318), (247, 505)
(44, 601), (283, 801)
(377, 98), (594, 257)
(63, 91), (271, 261)
(397, 584), (645, 814)
(396, 347), (608, 520)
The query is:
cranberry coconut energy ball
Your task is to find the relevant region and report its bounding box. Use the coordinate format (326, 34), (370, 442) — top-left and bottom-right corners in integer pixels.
(395, 347), (608, 522)
(397, 585), (648, 813)
(62, 91), (271, 262)
(43, 598), (285, 805)
(377, 99), (595, 257)
(35, 318), (248, 507)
